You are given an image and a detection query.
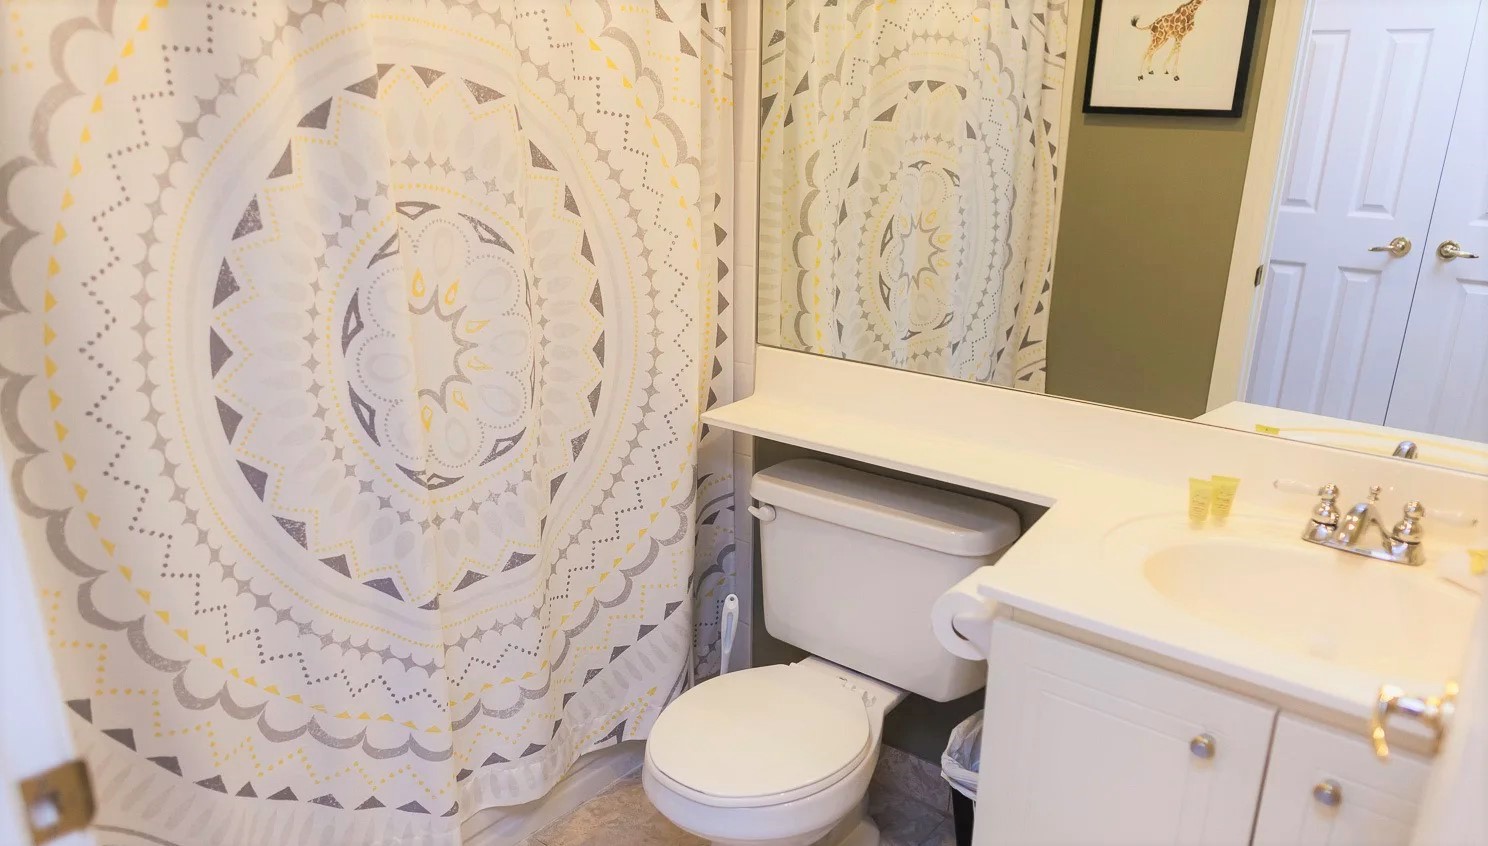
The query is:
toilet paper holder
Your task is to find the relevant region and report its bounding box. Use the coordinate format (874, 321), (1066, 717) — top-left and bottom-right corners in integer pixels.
(948, 606), (995, 653)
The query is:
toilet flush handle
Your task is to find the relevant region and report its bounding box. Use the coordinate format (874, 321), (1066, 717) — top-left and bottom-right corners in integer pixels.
(747, 504), (777, 523)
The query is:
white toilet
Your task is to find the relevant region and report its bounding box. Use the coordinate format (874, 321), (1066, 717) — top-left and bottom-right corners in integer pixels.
(643, 460), (1021, 846)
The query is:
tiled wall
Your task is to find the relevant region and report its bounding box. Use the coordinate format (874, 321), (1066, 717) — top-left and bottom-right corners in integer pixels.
(728, 0), (761, 671)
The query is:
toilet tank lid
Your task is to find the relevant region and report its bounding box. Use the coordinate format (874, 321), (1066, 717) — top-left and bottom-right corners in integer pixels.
(750, 460), (1021, 557)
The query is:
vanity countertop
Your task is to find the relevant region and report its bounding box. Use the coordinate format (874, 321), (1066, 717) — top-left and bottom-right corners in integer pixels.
(1199, 401), (1488, 475)
(705, 349), (1487, 745)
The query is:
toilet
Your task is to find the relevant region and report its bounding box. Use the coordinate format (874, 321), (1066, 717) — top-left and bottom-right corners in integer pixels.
(643, 460), (1021, 846)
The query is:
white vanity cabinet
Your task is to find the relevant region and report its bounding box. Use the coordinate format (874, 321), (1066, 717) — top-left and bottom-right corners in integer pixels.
(976, 621), (1432, 846)
(1252, 715), (1430, 845)
(978, 621), (1276, 845)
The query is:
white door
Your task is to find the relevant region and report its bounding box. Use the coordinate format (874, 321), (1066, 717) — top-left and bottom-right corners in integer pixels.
(975, 622), (1276, 846)
(1253, 714), (1430, 846)
(1246, 0), (1480, 422)
(1384, 3), (1488, 441)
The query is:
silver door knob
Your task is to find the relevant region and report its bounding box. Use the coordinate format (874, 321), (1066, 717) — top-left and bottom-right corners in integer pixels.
(1369, 236), (1412, 257)
(1312, 779), (1342, 807)
(1189, 733), (1215, 759)
(1438, 240), (1480, 260)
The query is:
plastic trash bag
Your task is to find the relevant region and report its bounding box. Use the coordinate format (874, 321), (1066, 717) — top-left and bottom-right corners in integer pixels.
(941, 711), (983, 800)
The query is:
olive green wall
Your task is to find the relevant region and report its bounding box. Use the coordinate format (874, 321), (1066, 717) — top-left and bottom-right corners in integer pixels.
(1046, 0), (1276, 419)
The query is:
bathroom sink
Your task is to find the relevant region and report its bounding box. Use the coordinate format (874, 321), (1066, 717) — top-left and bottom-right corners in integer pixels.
(1106, 517), (1478, 685)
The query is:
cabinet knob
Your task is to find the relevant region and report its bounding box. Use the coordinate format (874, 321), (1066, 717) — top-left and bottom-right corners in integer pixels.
(1189, 733), (1215, 759)
(1312, 779), (1342, 807)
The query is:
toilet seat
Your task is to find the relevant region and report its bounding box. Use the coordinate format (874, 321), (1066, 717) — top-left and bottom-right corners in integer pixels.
(647, 664), (873, 808)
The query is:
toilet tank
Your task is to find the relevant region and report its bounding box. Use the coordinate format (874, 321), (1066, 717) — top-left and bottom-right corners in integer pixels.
(751, 460), (1021, 702)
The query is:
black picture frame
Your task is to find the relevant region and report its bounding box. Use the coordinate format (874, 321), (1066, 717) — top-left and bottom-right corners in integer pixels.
(1081, 0), (1263, 117)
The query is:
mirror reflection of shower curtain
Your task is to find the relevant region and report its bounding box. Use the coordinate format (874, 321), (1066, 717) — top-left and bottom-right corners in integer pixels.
(758, 0), (1067, 389)
(0, 2), (733, 843)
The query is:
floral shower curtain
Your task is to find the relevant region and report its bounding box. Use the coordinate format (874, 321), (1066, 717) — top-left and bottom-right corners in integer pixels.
(757, 0), (1067, 389)
(0, 1), (733, 843)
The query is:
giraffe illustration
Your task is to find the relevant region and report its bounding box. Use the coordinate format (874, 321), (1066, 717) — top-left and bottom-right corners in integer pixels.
(1131, 0), (1207, 81)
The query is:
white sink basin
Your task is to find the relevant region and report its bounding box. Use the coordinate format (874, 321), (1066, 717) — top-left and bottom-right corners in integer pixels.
(1107, 516), (1478, 686)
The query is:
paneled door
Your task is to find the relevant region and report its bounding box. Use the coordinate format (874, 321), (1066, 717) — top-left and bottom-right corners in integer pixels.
(1383, 3), (1488, 441)
(976, 621), (1276, 846)
(1246, 0), (1480, 422)
(1252, 714), (1430, 846)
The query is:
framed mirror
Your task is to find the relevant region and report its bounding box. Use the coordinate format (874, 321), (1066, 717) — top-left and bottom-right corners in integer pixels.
(755, 0), (1488, 475)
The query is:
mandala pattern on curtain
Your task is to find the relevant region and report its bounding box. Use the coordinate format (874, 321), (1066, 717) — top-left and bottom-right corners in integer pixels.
(757, 0), (1067, 389)
(0, 1), (734, 843)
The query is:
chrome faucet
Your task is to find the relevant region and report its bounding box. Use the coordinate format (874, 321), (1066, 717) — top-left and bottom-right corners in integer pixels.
(1303, 484), (1425, 566)
(1393, 440), (1418, 459)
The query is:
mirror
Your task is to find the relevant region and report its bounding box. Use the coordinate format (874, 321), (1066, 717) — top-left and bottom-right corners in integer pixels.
(756, 0), (1488, 475)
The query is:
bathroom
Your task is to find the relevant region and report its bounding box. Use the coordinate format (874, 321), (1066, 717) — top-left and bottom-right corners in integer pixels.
(1, 0), (1484, 844)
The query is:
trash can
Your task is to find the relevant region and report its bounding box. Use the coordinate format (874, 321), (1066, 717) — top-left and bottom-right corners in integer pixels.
(941, 711), (982, 846)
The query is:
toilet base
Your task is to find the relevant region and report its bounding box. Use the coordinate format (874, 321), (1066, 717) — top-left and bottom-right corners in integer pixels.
(819, 798), (880, 846)
(704, 798), (879, 846)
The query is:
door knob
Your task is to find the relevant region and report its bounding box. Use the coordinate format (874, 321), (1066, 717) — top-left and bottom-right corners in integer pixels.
(1312, 779), (1342, 808)
(1437, 240), (1479, 260)
(1368, 237), (1412, 257)
(1189, 733), (1215, 759)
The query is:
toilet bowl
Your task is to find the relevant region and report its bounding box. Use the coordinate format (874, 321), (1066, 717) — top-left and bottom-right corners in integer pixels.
(643, 460), (1022, 845)
(642, 659), (905, 846)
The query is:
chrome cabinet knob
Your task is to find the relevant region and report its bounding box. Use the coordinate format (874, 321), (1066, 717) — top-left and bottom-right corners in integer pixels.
(1189, 733), (1215, 759)
(1368, 237), (1412, 257)
(1313, 779), (1342, 807)
(1438, 240), (1479, 260)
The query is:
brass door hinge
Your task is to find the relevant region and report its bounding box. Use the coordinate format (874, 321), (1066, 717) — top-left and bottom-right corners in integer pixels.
(19, 759), (94, 844)
(1253, 264), (1265, 287)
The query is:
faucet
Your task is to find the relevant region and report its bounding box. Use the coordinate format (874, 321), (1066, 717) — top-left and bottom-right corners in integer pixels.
(1303, 484), (1425, 566)
(1393, 440), (1418, 459)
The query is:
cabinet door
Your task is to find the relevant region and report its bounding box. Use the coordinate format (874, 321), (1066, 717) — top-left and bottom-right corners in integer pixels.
(1253, 714), (1430, 846)
(975, 621), (1277, 846)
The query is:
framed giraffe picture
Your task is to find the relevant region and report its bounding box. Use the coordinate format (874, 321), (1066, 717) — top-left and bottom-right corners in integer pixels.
(1082, 0), (1263, 116)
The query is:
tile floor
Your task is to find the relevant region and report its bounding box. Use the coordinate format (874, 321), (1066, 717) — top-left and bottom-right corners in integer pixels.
(518, 747), (956, 846)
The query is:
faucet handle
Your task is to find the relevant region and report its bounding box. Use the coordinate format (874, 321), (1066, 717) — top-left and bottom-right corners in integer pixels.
(1311, 484), (1341, 527)
(1392, 501), (1425, 544)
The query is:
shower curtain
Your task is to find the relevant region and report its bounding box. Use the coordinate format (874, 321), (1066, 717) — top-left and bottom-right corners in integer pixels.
(0, 1), (733, 843)
(757, 0), (1067, 389)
